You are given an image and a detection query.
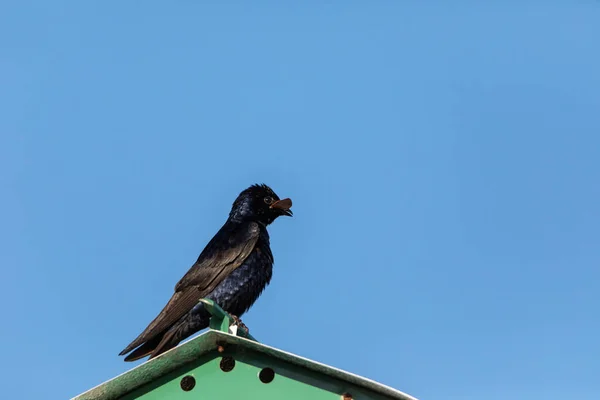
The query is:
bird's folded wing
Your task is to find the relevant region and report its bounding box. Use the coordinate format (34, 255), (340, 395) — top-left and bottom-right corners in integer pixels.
(120, 222), (260, 356)
(119, 287), (203, 355)
(174, 221), (260, 292)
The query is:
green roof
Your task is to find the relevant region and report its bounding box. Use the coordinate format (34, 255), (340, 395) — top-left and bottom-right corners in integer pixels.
(72, 300), (418, 400)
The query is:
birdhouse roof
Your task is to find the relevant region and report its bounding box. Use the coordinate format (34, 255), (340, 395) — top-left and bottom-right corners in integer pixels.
(72, 300), (418, 400)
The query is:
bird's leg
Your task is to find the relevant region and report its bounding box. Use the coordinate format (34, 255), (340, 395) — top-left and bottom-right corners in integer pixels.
(228, 314), (249, 333)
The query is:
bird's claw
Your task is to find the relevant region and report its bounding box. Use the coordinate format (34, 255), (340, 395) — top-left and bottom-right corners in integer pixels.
(228, 314), (249, 332)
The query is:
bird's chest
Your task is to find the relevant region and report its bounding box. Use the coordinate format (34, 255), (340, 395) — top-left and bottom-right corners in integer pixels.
(208, 235), (274, 314)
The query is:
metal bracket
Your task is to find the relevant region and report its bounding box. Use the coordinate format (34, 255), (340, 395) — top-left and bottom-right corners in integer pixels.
(198, 298), (257, 341)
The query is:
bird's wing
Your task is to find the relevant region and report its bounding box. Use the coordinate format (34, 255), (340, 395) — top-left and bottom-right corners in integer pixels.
(174, 221), (261, 292)
(120, 222), (260, 356)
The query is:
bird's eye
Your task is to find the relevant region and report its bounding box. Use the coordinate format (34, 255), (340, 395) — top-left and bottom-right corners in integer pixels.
(264, 196), (274, 205)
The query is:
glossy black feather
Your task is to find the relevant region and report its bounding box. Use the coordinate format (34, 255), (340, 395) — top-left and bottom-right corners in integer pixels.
(118, 222), (259, 356)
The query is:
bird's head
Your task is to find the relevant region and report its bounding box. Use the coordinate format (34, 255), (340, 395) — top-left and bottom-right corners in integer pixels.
(229, 183), (293, 225)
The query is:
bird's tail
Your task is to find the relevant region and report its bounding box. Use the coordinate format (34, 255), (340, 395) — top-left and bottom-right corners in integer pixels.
(123, 325), (183, 362)
(123, 334), (164, 362)
(121, 306), (211, 362)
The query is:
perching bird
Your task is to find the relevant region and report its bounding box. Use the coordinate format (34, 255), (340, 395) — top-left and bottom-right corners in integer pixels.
(119, 184), (292, 361)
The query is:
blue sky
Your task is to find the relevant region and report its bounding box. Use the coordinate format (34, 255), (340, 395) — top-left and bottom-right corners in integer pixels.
(2, 2), (599, 399)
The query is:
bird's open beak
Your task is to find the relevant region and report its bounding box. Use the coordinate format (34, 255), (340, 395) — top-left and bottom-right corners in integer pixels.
(270, 198), (293, 216)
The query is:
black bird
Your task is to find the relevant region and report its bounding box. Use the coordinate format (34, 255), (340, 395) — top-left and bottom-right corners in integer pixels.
(119, 184), (292, 361)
